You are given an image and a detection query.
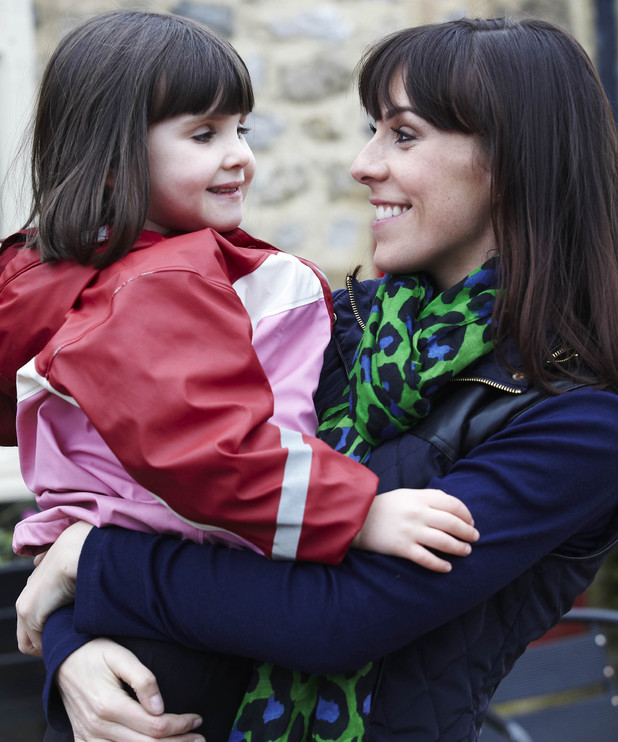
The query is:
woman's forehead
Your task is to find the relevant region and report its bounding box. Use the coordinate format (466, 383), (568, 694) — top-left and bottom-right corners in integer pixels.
(371, 74), (417, 120)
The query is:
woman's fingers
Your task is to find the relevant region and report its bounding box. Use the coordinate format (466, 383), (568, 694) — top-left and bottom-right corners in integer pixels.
(103, 643), (165, 716)
(15, 521), (93, 654)
(57, 639), (205, 741)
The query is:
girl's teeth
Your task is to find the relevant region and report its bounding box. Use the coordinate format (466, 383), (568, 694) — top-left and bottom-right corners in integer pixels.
(376, 204), (409, 220)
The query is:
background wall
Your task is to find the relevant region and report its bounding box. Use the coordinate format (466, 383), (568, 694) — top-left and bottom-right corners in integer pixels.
(1, 0), (615, 287)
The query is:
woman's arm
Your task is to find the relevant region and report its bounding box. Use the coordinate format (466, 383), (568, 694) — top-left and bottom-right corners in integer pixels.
(18, 387), (618, 733)
(69, 387), (618, 674)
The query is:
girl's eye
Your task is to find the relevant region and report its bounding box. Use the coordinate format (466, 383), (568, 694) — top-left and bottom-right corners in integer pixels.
(237, 126), (250, 138)
(392, 127), (416, 144)
(368, 122), (377, 135)
(192, 130), (214, 143)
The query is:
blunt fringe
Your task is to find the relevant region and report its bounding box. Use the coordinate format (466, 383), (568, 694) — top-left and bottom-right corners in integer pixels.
(357, 17), (618, 391)
(26, 10), (254, 268)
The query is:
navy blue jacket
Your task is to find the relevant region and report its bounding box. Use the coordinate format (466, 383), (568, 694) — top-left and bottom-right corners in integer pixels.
(45, 278), (618, 740)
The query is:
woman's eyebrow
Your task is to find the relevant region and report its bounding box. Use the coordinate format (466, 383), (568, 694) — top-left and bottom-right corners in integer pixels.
(383, 105), (415, 119)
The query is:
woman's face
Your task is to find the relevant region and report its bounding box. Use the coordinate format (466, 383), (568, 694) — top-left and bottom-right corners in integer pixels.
(351, 78), (496, 291)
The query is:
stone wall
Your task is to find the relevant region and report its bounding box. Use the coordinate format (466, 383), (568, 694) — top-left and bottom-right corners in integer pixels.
(31, 0), (600, 287)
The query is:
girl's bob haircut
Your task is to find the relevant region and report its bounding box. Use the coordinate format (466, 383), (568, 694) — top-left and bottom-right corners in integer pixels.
(28, 10), (254, 268)
(357, 17), (618, 391)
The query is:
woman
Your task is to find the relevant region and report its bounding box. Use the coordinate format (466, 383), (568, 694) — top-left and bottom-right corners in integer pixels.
(16, 16), (618, 742)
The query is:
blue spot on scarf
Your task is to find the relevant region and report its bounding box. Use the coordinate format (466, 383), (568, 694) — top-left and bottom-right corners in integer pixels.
(316, 697), (340, 723)
(264, 695), (284, 723)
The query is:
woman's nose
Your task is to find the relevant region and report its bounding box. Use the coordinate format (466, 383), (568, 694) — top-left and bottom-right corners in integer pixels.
(350, 138), (388, 184)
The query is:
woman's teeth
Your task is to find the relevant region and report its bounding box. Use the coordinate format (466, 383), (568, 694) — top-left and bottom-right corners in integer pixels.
(375, 204), (410, 220)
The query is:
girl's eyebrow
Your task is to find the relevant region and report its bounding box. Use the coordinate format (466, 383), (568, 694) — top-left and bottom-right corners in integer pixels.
(182, 109), (229, 125)
(177, 113), (225, 132)
(184, 113), (215, 124)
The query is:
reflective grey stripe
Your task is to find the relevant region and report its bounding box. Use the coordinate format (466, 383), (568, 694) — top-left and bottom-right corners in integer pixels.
(271, 427), (312, 560)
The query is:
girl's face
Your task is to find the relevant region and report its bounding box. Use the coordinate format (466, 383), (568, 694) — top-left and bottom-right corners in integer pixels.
(145, 111), (255, 235)
(351, 79), (496, 291)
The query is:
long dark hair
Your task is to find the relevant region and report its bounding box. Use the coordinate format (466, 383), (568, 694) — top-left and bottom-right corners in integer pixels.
(357, 18), (618, 390)
(26, 10), (254, 268)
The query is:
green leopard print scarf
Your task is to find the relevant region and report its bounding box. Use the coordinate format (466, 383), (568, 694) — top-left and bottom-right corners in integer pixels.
(229, 261), (498, 742)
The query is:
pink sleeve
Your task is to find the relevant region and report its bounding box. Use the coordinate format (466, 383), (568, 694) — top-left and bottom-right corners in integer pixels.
(14, 389), (262, 556)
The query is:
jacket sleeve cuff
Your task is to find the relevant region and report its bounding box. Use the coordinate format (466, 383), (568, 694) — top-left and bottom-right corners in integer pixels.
(42, 604), (94, 732)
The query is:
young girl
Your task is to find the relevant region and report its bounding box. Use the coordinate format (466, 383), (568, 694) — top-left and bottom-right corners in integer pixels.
(1, 10), (478, 738)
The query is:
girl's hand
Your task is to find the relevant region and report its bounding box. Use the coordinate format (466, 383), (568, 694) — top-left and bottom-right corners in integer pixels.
(16, 520), (93, 655)
(55, 638), (205, 742)
(352, 488), (479, 572)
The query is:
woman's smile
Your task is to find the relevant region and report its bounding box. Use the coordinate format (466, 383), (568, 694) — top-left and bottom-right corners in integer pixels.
(373, 203), (411, 221)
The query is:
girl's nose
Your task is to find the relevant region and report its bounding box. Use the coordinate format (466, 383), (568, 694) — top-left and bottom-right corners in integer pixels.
(350, 137), (388, 184)
(223, 137), (252, 170)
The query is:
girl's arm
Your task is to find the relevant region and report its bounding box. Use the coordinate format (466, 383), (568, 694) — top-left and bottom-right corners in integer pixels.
(25, 249), (378, 565)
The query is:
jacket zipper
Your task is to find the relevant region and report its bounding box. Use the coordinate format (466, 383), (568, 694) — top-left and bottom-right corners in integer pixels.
(345, 274), (366, 331)
(451, 376), (523, 394)
(551, 347), (577, 363)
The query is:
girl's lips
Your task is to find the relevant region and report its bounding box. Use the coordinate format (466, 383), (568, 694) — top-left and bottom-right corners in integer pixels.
(208, 185), (242, 194)
(207, 185), (245, 202)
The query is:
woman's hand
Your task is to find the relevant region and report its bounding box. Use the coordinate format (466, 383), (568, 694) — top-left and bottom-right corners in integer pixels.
(352, 488), (479, 572)
(16, 520), (93, 655)
(55, 638), (205, 742)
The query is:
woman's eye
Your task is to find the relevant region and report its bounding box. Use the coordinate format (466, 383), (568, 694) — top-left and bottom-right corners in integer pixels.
(391, 127), (416, 144)
(368, 122), (377, 135)
(237, 126), (250, 138)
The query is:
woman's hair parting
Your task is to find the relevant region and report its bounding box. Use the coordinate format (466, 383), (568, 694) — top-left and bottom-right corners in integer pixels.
(27, 10), (254, 268)
(358, 17), (618, 390)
